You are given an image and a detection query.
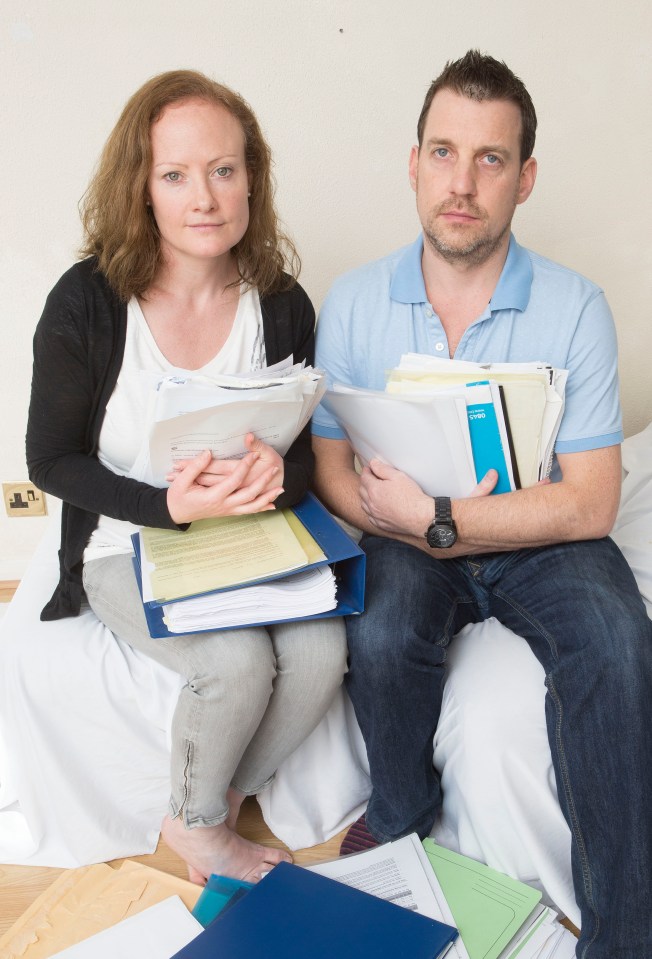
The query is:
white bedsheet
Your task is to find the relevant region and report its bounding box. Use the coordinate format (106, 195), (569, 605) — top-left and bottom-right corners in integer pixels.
(1, 425), (650, 927)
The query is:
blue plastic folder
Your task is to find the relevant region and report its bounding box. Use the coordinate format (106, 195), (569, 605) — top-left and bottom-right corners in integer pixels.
(192, 874), (254, 927)
(131, 493), (365, 638)
(171, 861), (458, 959)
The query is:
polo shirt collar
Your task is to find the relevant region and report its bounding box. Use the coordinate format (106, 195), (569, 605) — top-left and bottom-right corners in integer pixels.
(390, 233), (533, 312)
(390, 236), (428, 304)
(491, 235), (532, 312)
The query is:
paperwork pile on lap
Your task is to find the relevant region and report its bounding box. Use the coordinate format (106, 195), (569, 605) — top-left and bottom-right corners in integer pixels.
(134, 506), (337, 635)
(160, 568), (336, 633)
(323, 354), (567, 497)
(147, 355), (326, 485)
(130, 355), (342, 635)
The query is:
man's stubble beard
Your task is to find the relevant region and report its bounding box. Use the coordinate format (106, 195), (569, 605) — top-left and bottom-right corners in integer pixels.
(423, 218), (511, 267)
(420, 190), (519, 268)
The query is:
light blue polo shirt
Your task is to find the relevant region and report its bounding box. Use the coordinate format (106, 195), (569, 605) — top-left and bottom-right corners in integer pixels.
(312, 235), (623, 455)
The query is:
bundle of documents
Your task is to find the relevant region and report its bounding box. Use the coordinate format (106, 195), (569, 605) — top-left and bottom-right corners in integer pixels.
(131, 493), (365, 637)
(162, 566), (337, 633)
(322, 355), (567, 498)
(8, 848), (576, 959)
(136, 509), (326, 605)
(308, 834), (578, 959)
(148, 355), (326, 486)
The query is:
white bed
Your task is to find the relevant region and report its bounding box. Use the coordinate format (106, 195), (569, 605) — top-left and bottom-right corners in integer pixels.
(1, 424), (650, 926)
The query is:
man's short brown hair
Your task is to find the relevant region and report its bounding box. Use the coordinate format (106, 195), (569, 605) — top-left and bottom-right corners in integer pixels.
(417, 50), (537, 163)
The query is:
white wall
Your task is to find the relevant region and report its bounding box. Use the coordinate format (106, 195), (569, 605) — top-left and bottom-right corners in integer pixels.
(2, 0), (651, 577)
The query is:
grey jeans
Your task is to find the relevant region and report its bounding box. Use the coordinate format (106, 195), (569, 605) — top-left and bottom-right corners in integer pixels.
(83, 554), (348, 828)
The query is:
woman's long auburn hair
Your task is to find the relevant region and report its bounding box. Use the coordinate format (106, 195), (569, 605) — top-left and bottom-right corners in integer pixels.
(79, 70), (300, 300)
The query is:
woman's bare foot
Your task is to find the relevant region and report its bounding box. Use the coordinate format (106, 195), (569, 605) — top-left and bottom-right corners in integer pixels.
(187, 864), (207, 885)
(225, 786), (246, 830)
(161, 814), (292, 885)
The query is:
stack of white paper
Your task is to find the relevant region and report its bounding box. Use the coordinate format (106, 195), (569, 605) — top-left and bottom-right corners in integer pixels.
(148, 355), (326, 486)
(322, 385), (478, 498)
(514, 918), (578, 958)
(163, 565), (337, 633)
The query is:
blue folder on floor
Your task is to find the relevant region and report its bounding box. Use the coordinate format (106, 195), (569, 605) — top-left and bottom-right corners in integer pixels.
(171, 861), (458, 959)
(131, 493), (365, 638)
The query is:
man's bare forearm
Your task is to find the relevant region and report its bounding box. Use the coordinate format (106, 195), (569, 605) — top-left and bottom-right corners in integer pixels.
(313, 442), (506, 557)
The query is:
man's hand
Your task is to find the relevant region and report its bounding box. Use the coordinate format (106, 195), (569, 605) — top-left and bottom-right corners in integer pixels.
(359, 460), (432, 536)
(359, 459), (499, 537)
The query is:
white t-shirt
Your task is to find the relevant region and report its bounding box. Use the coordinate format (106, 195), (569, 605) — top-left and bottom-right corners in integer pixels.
(84, 286), (265, 562)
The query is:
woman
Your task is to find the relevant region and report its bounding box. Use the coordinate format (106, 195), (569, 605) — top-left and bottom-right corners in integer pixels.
(26, 70), (347, 885)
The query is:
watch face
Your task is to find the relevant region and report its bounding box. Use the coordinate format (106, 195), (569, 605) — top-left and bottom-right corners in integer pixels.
(426, 524), (457, 549)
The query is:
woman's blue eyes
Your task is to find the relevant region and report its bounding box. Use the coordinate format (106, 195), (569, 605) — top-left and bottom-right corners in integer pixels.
(163, 167), (231, 182)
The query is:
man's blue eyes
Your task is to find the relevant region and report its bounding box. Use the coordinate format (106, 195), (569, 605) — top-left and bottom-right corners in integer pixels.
(432, 150), (501, 166)
(434, 147), (500, 166)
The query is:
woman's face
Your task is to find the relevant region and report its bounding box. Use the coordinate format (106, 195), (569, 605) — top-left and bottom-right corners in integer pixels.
(147, 97), (250, 271)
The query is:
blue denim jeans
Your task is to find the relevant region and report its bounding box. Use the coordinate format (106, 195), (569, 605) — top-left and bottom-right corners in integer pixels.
(346, 535), (652, 958)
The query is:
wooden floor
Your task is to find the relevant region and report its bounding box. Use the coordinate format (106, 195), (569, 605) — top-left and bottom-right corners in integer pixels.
(0, 797), (348, 935)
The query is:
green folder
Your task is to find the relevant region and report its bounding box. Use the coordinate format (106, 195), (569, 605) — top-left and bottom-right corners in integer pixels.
(422, 839), (542, 959)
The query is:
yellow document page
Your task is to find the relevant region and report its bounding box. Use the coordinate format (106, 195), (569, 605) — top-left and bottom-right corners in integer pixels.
(387, 371), (549, 487)
(141, 509), (324, 603)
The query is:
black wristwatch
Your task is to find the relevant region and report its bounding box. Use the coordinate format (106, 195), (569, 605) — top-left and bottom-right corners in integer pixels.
(425, 497), (457, 549)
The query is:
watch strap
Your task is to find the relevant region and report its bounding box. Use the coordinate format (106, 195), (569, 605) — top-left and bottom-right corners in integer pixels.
(434, 496), (453, 526)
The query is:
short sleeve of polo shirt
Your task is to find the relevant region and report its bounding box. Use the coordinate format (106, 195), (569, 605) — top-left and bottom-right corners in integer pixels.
(535, 285), (622, 454)
(481, 246), (623, 454)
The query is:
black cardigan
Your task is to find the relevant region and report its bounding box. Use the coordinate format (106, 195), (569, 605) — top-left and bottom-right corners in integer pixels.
(26, 258), (316, 620)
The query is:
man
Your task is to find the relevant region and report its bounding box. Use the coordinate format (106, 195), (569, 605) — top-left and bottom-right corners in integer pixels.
(311, 51), (652, 958)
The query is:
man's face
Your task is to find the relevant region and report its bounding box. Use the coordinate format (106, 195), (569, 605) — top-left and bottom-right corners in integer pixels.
(409, 89), (536, 267)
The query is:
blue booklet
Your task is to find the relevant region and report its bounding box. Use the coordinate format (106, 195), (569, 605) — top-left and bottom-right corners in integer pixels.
(171, 861), (458, 959)
(465, 381), (519, 493)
